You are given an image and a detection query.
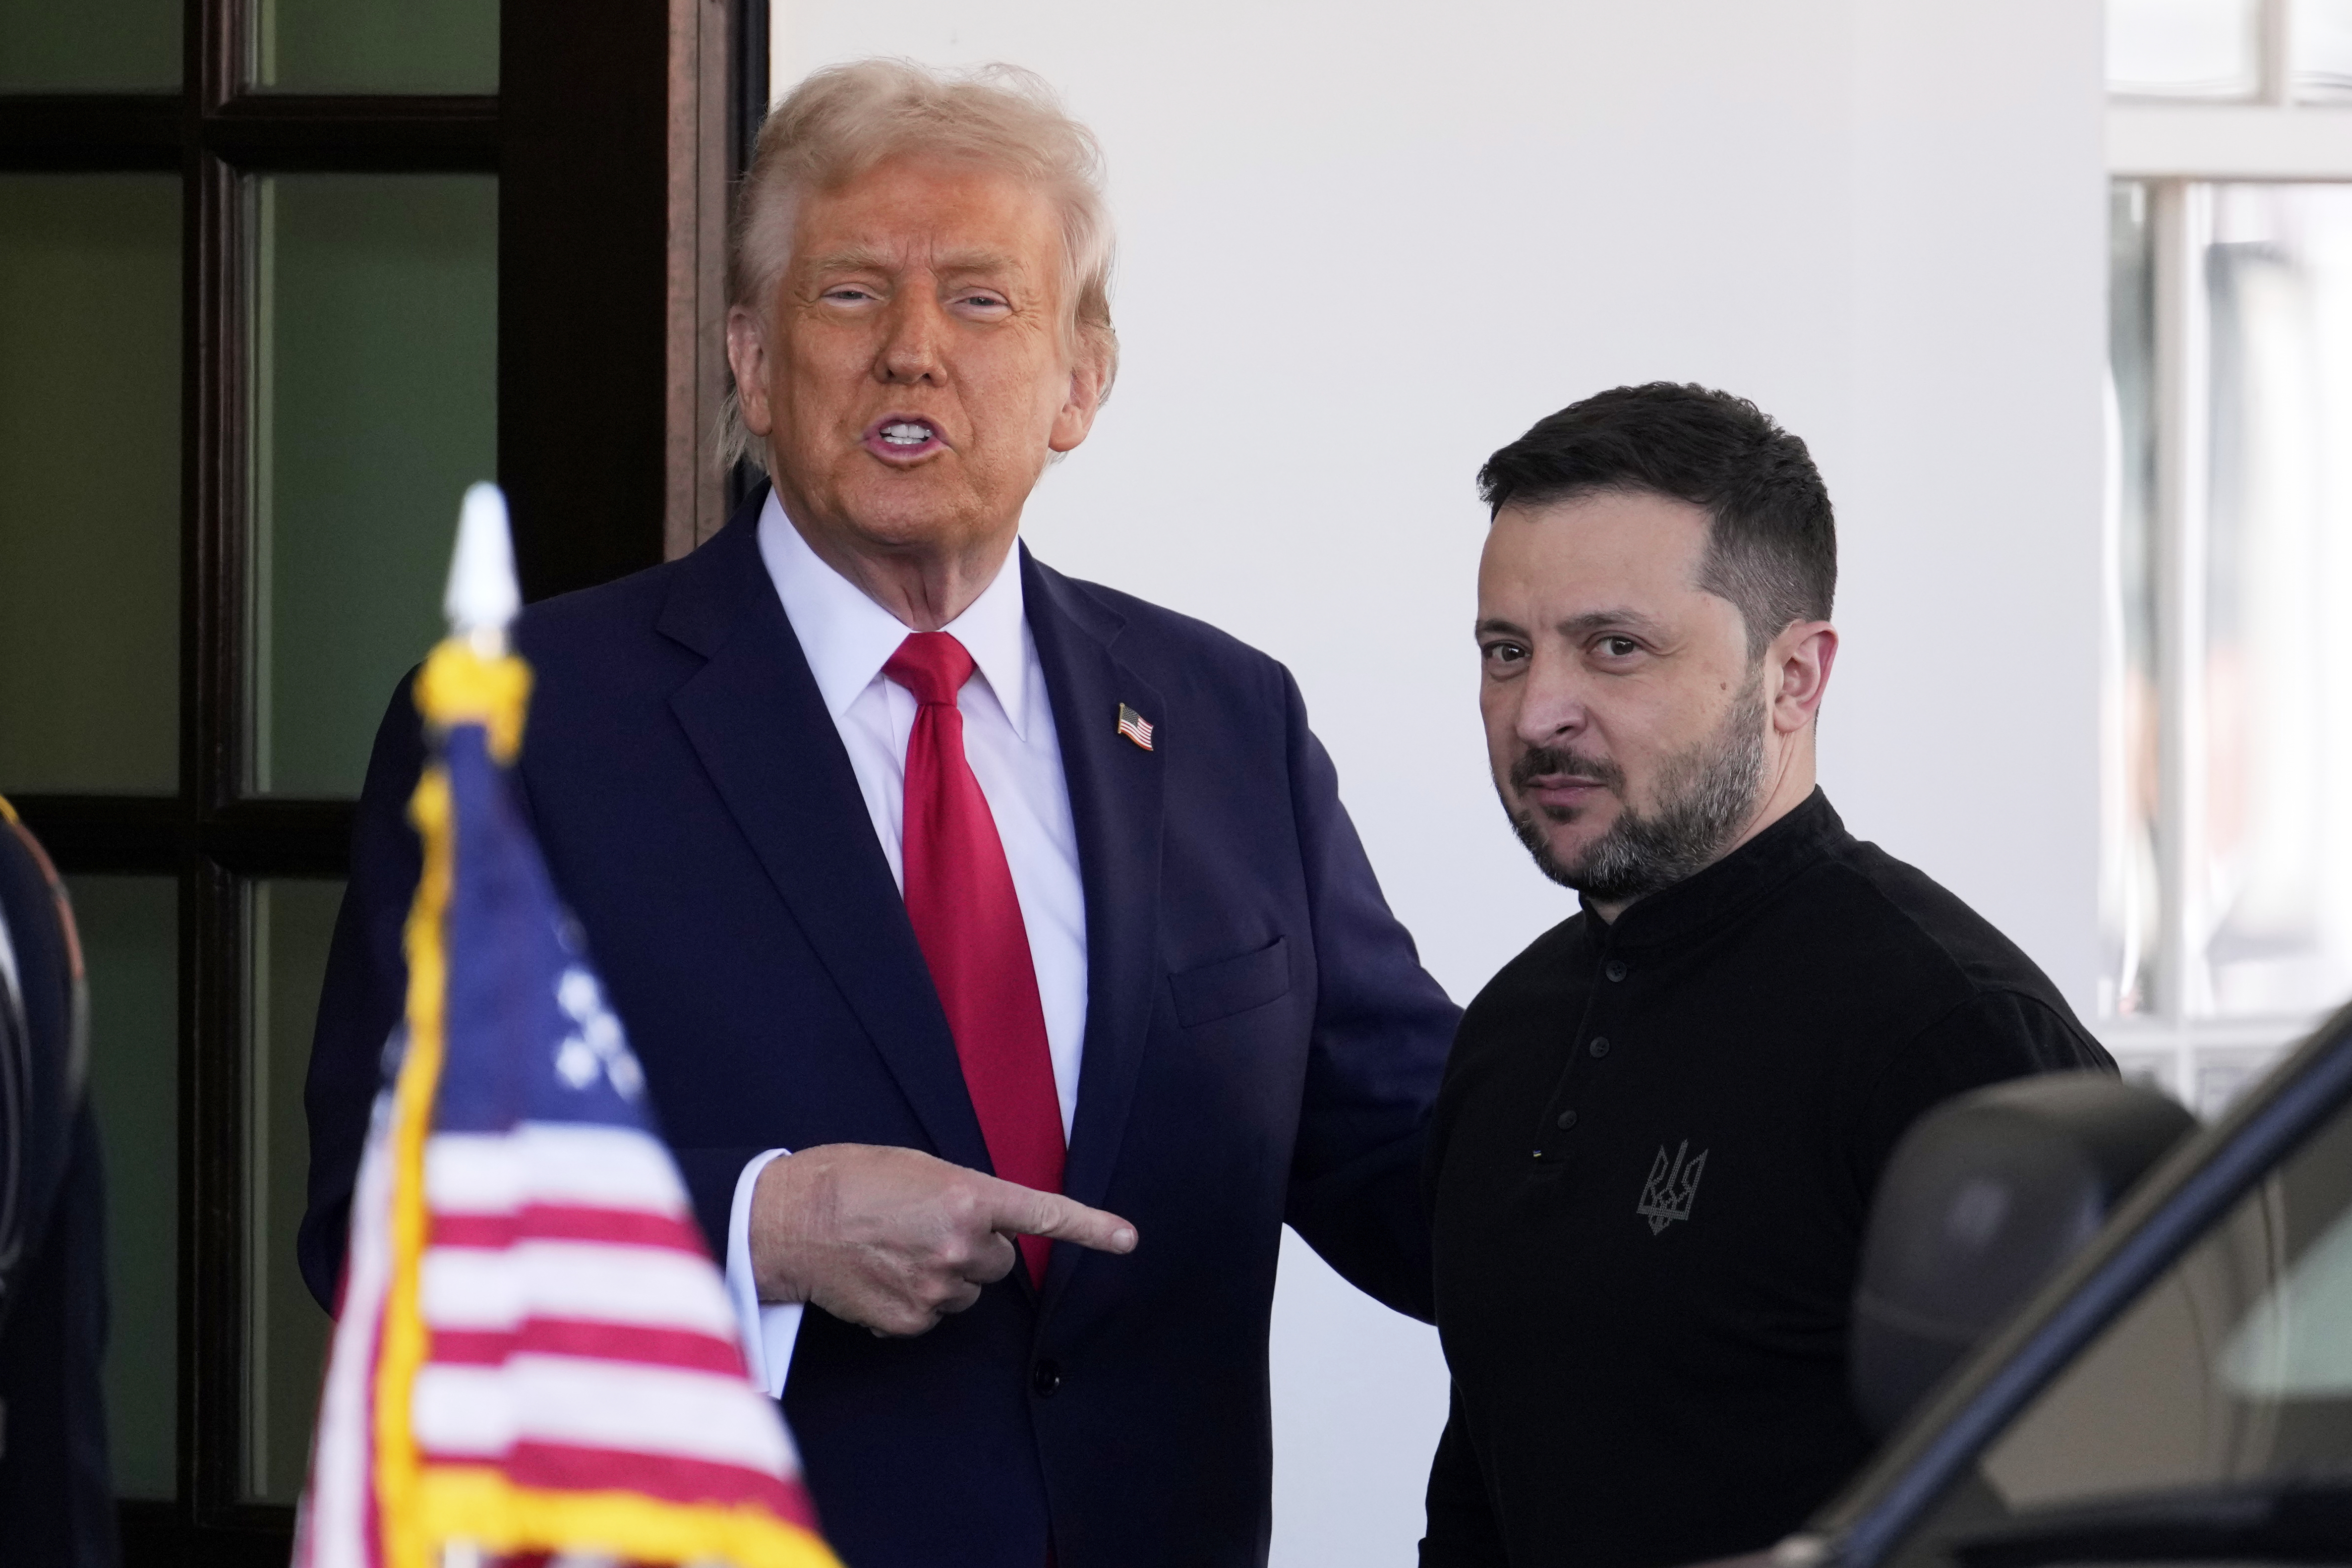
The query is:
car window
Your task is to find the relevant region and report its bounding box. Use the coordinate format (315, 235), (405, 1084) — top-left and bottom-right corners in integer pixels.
(1887, 1091), (2352, 1568)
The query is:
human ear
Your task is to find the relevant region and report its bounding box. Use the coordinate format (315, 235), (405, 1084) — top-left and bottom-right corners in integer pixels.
(1769, 622), (1838, 734)
(725, 305), (775, 437)
(1047, 333), (1113, 454)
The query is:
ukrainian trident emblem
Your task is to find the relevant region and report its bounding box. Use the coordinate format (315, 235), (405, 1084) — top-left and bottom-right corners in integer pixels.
(1636, 1139), (1709, 1234)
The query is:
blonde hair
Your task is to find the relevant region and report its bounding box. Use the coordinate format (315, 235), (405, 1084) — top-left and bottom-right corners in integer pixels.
(721, 58), (1118, 472)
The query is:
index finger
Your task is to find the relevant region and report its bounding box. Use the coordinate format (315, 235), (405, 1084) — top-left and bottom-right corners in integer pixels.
(983, 1180), (1139, 1255)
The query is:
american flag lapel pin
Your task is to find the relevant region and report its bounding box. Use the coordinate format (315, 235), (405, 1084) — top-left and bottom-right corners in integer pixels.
(1117, 702), (1155, 751)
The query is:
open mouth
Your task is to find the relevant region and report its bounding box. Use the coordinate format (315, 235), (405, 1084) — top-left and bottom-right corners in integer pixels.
(862, 416), (945, 461)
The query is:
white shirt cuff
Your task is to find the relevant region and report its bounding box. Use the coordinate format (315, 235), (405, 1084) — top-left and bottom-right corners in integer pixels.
(725, 1148), (804, 1399)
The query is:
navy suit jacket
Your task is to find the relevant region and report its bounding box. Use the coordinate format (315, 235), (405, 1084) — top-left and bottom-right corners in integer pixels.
(0, 813), (120, 1568)
(301, 493), (1460, 1567)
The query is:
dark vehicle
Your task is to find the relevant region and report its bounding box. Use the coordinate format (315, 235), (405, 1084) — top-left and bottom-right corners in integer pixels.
(1765, 997), (2352, 1568)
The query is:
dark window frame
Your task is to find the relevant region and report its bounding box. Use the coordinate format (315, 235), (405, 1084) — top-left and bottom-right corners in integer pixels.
(0, 0), (760, 1559)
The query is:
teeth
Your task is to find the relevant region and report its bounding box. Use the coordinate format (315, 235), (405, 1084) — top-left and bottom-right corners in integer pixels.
(882, 422), (931, 444)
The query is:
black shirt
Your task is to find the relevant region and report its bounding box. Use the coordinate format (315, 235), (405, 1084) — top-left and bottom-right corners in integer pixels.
(1421, 790), (2110, 1568)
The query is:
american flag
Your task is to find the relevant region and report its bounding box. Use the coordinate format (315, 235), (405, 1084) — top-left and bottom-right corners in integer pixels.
(1116, 702), (1155, 751)
(295, 620), (837, 1568)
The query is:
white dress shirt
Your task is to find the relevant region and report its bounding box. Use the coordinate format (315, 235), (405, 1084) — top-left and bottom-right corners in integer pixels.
(723, 491), (1090, 1395)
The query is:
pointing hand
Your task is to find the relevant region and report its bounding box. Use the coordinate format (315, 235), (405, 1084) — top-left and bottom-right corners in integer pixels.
(749, 1143), (1139, 1337)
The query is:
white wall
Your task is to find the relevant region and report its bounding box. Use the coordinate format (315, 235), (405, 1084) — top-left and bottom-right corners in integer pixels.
(769, 3), (2107, 1562)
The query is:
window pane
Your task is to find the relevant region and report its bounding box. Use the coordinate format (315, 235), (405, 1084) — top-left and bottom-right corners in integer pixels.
(248, 174), (496, 798)
(249, 0), (496, 94)
(67, 875), (179, 1502)
(2109, 0), (2261, 99)
(0, 176), (180, 797)
(2296, 0), (2352, 101)
(2199, 184), (2352, 1018)
(0, 0), (180, 92)
(2104, 181), (2163, 1020)
(244, 879), (341, 1503)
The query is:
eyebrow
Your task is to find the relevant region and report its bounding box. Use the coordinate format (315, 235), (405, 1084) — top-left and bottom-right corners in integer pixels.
(801, 246), (893, 275)
(1552, 608), (1669, 639)
(800, 246), (1027, 277)
(932, 248), (1025, 276)
(1472, 609), (1669, 641)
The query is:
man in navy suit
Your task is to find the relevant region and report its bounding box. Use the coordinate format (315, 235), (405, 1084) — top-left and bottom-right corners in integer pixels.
(301, 58), (1459, 1567)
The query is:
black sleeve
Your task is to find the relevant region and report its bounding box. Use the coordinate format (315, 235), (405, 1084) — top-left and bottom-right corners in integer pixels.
(0, 1105), (122, 1568)
(0, 818), (119, 1566)
(1275, 668), (1462, 1323)
(1850, 987), (2116, 1201)
(1420, 1384), (1510, 1568)
(297, 671), (427, 1310)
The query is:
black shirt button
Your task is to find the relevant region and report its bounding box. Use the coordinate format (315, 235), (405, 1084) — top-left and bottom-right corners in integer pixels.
(1588, 1036), (1611, 1058)
(1556, 1109), (1578, 1129)
(1032, 1359), (1062, 1398)
(1605, 960), (1628, 982)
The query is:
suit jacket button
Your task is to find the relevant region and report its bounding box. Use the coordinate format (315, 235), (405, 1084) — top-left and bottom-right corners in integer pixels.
(1033, 1359), (1063, 1398)
(1605, 960), (1628, 982)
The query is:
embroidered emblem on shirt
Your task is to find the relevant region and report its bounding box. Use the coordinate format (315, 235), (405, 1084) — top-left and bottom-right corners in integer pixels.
(1636, 1139), (1708, 1234)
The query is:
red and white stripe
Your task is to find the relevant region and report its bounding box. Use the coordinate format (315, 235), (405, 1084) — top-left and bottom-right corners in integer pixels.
(410, 1122), (809, 1515)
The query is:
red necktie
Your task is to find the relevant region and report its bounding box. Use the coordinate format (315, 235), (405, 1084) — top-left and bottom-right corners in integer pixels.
(883, 632), (1065, 1286)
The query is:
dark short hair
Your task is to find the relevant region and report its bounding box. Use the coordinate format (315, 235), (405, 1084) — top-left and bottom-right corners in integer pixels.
(1477, 383), (1836, 658)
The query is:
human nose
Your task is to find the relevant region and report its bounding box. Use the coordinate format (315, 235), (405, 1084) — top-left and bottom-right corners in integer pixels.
(1514, 650), (1588, 749)
(875, 290), (946, 385)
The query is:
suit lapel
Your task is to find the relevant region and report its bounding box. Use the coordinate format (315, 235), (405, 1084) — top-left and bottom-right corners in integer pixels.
(1022, 549), (1166, 1311)
(656, 510), (991, 1174)
(655, 518), (1167, 1309)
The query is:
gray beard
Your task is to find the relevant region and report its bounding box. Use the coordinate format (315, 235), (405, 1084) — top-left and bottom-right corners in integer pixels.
(1501, 679), (1768, 906)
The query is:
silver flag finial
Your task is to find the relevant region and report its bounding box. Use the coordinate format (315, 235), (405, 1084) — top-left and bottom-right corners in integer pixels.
(445, 482), (521, 653)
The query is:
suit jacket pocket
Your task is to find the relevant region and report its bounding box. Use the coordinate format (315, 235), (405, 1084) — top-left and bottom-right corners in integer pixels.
(1170, 936), (1291, 1028)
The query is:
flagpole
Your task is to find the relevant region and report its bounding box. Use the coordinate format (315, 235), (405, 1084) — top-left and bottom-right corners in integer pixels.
(446, 482), (523, 659)
(429, 490), (510, 1568)
(378, 485), (530, 1568)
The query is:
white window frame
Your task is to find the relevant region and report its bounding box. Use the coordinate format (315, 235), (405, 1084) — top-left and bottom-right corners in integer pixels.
(2101, 0), (2352, 1111)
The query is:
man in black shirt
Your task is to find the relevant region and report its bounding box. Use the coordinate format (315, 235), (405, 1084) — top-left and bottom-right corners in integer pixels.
(1423, 385), (2109, 1568)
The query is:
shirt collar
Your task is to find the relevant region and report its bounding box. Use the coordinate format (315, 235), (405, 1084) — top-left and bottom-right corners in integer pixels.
(755, 489), (1034, 739)
(1583, 788), (1848, 954)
